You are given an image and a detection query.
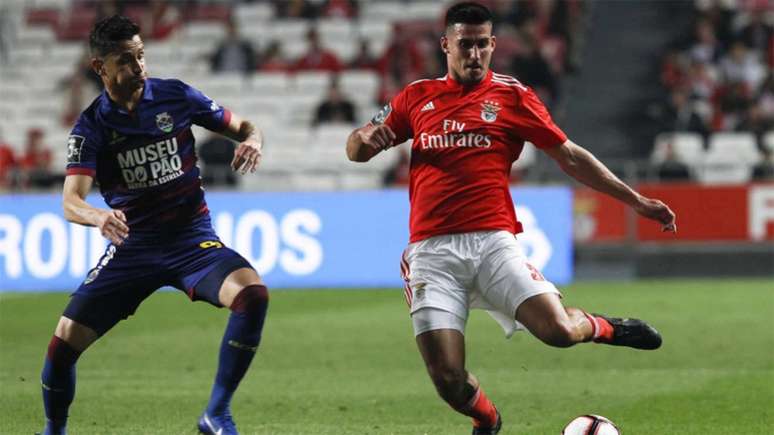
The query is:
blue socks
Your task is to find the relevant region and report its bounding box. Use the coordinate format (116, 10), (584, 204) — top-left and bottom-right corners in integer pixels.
(41, 336), (81, 435)
(206, 285), (269, 416)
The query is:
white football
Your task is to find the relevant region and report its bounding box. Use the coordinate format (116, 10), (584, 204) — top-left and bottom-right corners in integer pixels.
(562, 414), (620, 435)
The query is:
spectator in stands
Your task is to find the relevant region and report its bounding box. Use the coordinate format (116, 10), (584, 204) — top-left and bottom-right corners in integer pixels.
(293, 27), (342, 72)
(752, 147), (774, 180)
(257, 40), (290, 72)
(18, 128), (53, 189)
(685, 59), (717, 100)
(380, 24), (425, 86)
(656, 142), (691, 182)
(661, 88), (710, 136)
(139, 0), (181, 40)
(382, 147), (410, 187)
(738, 9), (773, 55)
(321, 0), (358, 18)
(349, 39), (378, 70)
(511, 18), (560, 107)
(755, 73), (774, 126)
(715, 81), (753, 131)
(210, 19), (256, 74)
(718, 40), (766, 92)
(198, 134), (237, 187)
(313, 77), (356, 126)
(274, 0), (318, 20)
(61, 52), (101, 126)
(0, 134), (16, 189)
(689, 19), (721, 64)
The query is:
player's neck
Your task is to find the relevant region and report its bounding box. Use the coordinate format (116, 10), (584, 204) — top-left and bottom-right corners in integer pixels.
(106, 84), (144, 113)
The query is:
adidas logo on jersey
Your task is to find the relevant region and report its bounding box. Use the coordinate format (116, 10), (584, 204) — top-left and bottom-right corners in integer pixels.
(421, 101), (435, 112)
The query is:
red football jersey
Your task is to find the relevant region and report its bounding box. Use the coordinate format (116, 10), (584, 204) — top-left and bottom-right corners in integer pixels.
(374, 70), (567, 243)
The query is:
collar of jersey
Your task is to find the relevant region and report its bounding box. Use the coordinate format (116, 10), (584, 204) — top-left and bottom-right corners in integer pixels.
(99, 78), (155, 115)
(445, 69), (493, 89)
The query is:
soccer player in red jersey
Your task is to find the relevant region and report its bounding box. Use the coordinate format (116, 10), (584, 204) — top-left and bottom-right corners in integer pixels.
(346, 3), (676, 434)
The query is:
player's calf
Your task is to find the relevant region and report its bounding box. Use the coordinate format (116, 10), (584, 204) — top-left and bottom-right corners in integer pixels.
(40, 336), (82, 435)
(205, 285), (269, 419)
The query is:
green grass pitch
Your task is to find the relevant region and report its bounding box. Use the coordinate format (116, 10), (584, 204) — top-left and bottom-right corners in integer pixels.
(1, 280), (772, 434)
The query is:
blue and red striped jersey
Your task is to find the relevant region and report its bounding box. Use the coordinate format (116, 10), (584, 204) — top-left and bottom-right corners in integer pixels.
(65, 78), (232, 230)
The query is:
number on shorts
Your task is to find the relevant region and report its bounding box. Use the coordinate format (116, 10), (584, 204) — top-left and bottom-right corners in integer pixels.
(526, 263), (545, 281)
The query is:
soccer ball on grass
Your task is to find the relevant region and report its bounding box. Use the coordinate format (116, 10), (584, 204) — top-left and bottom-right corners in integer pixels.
(562, 414), (620, 434)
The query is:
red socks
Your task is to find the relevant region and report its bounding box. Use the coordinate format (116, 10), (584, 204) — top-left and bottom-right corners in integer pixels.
(465, 387), (498, 428)
(583, 312), (614, 342)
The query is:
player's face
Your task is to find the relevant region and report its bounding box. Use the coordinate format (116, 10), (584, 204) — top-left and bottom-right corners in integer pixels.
(93, 35), (147, 94)
(442, 22), (496, 85)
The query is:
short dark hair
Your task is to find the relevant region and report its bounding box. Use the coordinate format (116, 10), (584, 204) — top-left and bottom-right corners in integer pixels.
(445, 2), (493, 29)
(89, 15), (140, 57)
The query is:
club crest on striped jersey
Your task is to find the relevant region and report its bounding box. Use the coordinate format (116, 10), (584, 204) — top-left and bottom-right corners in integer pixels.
(480, 100), (501, 123)
(155, 112), (174, 133)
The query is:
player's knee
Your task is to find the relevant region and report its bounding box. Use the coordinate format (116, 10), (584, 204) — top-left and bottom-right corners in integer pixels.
(46, 335), (82, 367)
(540, 319), (580, 348)
(229, 284), (269, 316)
(428, 366), (467, 400)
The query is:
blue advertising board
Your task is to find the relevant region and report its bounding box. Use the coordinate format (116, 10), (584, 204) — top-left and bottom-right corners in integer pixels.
(0, 188), (572, 291)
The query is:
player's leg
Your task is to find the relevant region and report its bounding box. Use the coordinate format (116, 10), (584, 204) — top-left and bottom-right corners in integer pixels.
(414, 310), (501, 434)
(516, 293), (662, 350)
(40, 315), (98, 435)
(177, 246), (267, 434)
(514, 292), (594, 347)
(206, 266), (268, 418)
(40, 242), (161, 435)
(475, 232), (661, 350)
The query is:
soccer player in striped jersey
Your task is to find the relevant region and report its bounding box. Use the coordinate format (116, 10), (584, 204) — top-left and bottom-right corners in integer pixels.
(41, 16), (267, 435)
(346, 2), (676, 434)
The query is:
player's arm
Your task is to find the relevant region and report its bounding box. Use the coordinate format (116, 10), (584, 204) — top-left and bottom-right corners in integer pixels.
(346, 124), (397, 162)
(543, 139), (677, 232)
(63, 175), (129, 245)
(219, 112), (263, 174)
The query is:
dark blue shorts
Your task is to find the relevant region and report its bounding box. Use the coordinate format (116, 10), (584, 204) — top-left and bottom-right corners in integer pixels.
(62, 219), (253, 335)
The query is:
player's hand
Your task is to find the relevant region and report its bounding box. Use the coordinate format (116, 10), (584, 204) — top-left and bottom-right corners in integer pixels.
(95, 209), (129, 245)
(357, 124), (396, 152)
(634, 197), (677, 233)
(231, 137), (262, 174)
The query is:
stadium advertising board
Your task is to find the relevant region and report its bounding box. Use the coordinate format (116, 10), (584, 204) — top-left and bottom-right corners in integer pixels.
(574, 183), (774, 243)
(0, 187), (573, 291)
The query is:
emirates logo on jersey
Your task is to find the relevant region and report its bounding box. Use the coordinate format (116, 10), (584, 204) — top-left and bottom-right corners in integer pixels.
(480, 100), (501, 123)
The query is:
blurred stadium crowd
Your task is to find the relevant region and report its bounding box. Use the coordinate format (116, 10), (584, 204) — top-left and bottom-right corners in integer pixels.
(0, 0), (586, 191)
(650, 0), (773, 183)
(0, 0), (771, 193)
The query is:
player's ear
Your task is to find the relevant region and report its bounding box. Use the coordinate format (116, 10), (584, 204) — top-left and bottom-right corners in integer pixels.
(91, 57), (105, 76)
(490, 35), (496, 51)
(440, 35), (449, 54)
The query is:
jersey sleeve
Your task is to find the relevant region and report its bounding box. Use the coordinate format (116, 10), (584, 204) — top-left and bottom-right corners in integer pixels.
(65, 117), (100, 177)
(183, 82), (232, 132)
(511, 88), (567, 149)
(370, 87), (412, 146)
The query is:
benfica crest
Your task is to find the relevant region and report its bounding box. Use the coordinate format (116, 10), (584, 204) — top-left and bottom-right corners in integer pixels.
(156, 112), (174, 133)
(480, 100), (501, 123)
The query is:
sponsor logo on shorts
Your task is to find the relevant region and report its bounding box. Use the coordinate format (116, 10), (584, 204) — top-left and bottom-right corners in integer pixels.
(413, 282), (426, 301)
(199, 241), (223, 249)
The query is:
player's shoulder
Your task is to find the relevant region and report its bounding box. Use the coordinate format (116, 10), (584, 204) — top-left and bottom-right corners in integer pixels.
(402, 76), (448, 96)
(490, 72), (530, 92)
(147, 77), (191, 97)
